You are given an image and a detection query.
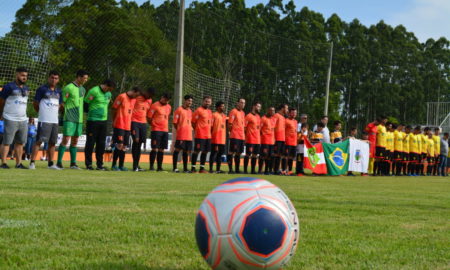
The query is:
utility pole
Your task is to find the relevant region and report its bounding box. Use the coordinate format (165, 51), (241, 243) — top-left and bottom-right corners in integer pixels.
(174, 0), (185, 109)
(324, 41), (333, 116)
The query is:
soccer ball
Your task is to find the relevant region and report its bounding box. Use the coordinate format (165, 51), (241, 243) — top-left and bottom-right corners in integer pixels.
(195, 177), (299, 269)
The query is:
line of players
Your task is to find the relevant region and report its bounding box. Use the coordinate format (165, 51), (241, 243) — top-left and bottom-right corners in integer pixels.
(367, 116), (447, 176)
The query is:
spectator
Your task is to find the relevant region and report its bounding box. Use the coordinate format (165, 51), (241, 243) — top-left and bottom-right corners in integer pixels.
(25, 117), (37, 160)
(439, 133), (449, 176)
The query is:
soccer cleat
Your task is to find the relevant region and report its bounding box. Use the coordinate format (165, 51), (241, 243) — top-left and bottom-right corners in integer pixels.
(296, 173), (305, 177)
(0, 163), (10, 169)
(136, 166), (145, 172)
(111, 166), (120, 171)
(215, 170), (225, 174)
(29, 162), (36, 170)
(96, 166), (108, 171)
(173, 168), (180, 173)
(70, 165), (82, 170)
(86, 166), (95, 171)
(56, 163), (64, 170)
(199, 169), (209, 174)
(119, 167), (129, 171)
(228, 171), (235, 174)
(183, 170), (192, 173)
(48, 164), (61, 170)
(15, 163), (28, 169)
(149, 166), (155, 171)
(191, 167), (197, 173)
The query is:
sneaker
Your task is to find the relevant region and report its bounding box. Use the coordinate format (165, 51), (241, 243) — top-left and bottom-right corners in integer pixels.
(70, 165), (82, 170)
(111, 165), (120, 171)
(86, 166), (95, 171)
(40, 156), (45, 161)
(199, 169), (208, 174)
(136, 166), (145, 172)
(56, 163), (64, 170)
(48, 164), (61, 170)
(119, 167), (129, 171)
(29, 162), (36, 170)
(96, 166), (108, 171)
(15, 163), (28, 169)
(1, 163), (10, 169)
(173, 168), (180, 173)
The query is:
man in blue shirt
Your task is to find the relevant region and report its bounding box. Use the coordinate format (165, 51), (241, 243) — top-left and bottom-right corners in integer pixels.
(0, 119), (4, 145)
(0, 67), (30, 169)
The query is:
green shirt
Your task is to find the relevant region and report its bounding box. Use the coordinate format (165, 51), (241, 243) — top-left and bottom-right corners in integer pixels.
(62, 82), (86, 123)
(84, 86), (111, 121)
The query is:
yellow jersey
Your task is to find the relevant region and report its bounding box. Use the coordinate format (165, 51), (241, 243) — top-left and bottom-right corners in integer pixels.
(393, 130), (404, 152)
(386, 131), (394, 151)
(376, 125), (387, 147)
(420, 134), (428, 154)
(403, 133), (410, 153)
(427, 138), (435, 157)
(330, 131), (342, 143)
(432, 135), (440, 155)
(409, 134), (420, 154)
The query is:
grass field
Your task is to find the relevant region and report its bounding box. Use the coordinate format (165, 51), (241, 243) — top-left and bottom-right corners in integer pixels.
(1, 161), (449, 270)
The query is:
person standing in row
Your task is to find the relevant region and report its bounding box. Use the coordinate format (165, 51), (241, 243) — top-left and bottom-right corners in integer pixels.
(131, 87), (154, 171)
(57, 70), (89, 169)
(83, 79), (115, 170)
(243, 101), (261, 174)
(0, 67), (30, 169)
(258, 106), (275, 175)
(148, 93), (172, 171)
(111, 87), (141, 171)
(209, 101), (227, 173)
(283, 108), (298, 175)
(273, 104), (288, 174)
(25, 117), (37, 160)
(172, 95), (193, 173)
(191, 96), (213, 173)
(227, 98), (246, 174)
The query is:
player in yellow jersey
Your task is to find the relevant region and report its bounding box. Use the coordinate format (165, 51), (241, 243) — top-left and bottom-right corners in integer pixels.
(432, 128), (441, 176)
(402, 125), (412, 176)
(374, 116), (388, 176)
(408, 126), (421, 176)
(393, 124), (404, 176)
(418, 127), (430, 176)
(330, 120), (343, 143)
(385, 123), (394, 175)
(426, 132), (436, 176)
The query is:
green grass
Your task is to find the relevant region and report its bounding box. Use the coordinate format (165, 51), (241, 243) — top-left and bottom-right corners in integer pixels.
(1, 161), (449, 270)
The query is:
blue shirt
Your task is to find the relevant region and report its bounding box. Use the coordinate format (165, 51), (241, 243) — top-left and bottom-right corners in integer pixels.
(28, 123), (37, 137)
(34, 84), (62, 124)
(0, 120), (4, 134)
(0, 81), (30, 121)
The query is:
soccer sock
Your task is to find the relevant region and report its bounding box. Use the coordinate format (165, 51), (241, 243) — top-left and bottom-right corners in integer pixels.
(209, 151), (217, 172)
(251, 157), (257, 174)
(132, 143), (140, 169)
(258, 157), (264, 173)
(112, 148), (120, 167)
(234, 154), (241, 173)
(57, 145), (66, 165)
(182, 152), (189, 171)
(172, 150), (179, 170)
(69, 146), (77, 165)
(216, 154), (222, 171)
(227, 154), (233, 172)
(265, 159), (270, 173)
(288, 159), (293, 172)
(391, 162), (396, 175)
(273, 157), (279, 172)
(374, 161), (379, 175)
(281, 158), (287, 172)
(243, 155), (250, 173)
(157, 151), (164, 170)
(150, 151), (157, 169)
(200, 153), (207, 169)
(191, 152), (198, 170)
(119, 150), (125, 168)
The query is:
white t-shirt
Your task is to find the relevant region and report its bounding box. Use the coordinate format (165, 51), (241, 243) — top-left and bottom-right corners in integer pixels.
(34, 84), (61, 124)
(0, 82), (29, 122)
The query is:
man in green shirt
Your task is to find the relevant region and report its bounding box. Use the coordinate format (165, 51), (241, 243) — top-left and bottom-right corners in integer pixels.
(57, 70), (89, 169)
(83, 79), (115, 170)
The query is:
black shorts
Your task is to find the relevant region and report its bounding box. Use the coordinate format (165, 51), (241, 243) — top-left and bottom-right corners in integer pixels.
(409, 153), (420, 163)
(151, 131), (169, 149)
(274, 141), (285, 155)
(427, 156), (435, 164)
(211, 144), (225, 153)
(402, 152), (409, 162)
(285, 145), (297, 158)
(229, 138), (244, 153)
(245, 144), (260, 155)
(194, 138), (211, 152)
(393, 151), (403, 161)
(131, 122), (147, 143)
(260, 144), (274, 157)
(421, 153), (427, 161)
(375, 146), (386, 159)
(175, 140), (192, 152)
(113, 128), (131, 146)
(385, 151), (393, 161)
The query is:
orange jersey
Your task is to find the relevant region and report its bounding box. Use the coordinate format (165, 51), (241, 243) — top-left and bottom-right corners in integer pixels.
(228, 108), (245, 140)
(173, 106), (193, 141)
(112, 93), (136, 131)
(211, 111), (227, 144)
(131, 96), (152, 123)
(245, 113), (261, 144)
(260, 115), (275, 145)
(273, 113), (286, 141)
(285, 118), (298, 146)
(192, 106), (213, 139)
(148, 101), (172, 132)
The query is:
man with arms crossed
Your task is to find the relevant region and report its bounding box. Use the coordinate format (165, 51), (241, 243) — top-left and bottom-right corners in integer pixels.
(172, 95), (193, 173)
(29, 71), (62, 170)
(209, 101), (227, 173)
(243, 101), (261, 174)
(227, 98), (246, 174)
(272, 104), (288, 174)
(191, 96), (213, 173)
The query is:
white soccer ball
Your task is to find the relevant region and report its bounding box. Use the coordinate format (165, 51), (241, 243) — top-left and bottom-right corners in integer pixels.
(195, 177), (299, 270)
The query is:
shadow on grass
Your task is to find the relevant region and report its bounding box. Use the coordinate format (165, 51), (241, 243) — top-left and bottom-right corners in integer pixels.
(80, 262), (178, 270)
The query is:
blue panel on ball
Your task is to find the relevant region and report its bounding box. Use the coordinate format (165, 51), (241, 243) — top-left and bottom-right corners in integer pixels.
(195, 213), (210, 258)
(222, 177), (262, 184)
(242, 207), (286, 256)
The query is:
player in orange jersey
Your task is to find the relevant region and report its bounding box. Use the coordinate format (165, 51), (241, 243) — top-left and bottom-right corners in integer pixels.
(209, 101), (227, 173)
(259, 106), (275, 174)
(272, 104), (288, 175)
(111, 87), (141, 171)
(148, 93), (172, 171)
(191, 96), (213, 173)
(227, 98), (246, 174)
(283, 108), (298, 175)
(172, 95), (193, 173)
(243, 101), (261, 174)
(131, 87), (154, 171)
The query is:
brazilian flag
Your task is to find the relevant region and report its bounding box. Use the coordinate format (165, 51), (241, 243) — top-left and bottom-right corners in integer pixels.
(323, 140), (350, 176)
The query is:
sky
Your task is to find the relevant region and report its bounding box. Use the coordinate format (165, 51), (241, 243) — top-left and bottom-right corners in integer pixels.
(0, 0), (448, 42)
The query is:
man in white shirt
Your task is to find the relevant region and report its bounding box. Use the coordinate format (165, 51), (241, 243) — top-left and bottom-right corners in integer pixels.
(313, 115), (330, 143)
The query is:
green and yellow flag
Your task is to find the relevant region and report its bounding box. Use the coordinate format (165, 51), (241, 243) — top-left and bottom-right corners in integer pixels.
(323, 140), (349, 176)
